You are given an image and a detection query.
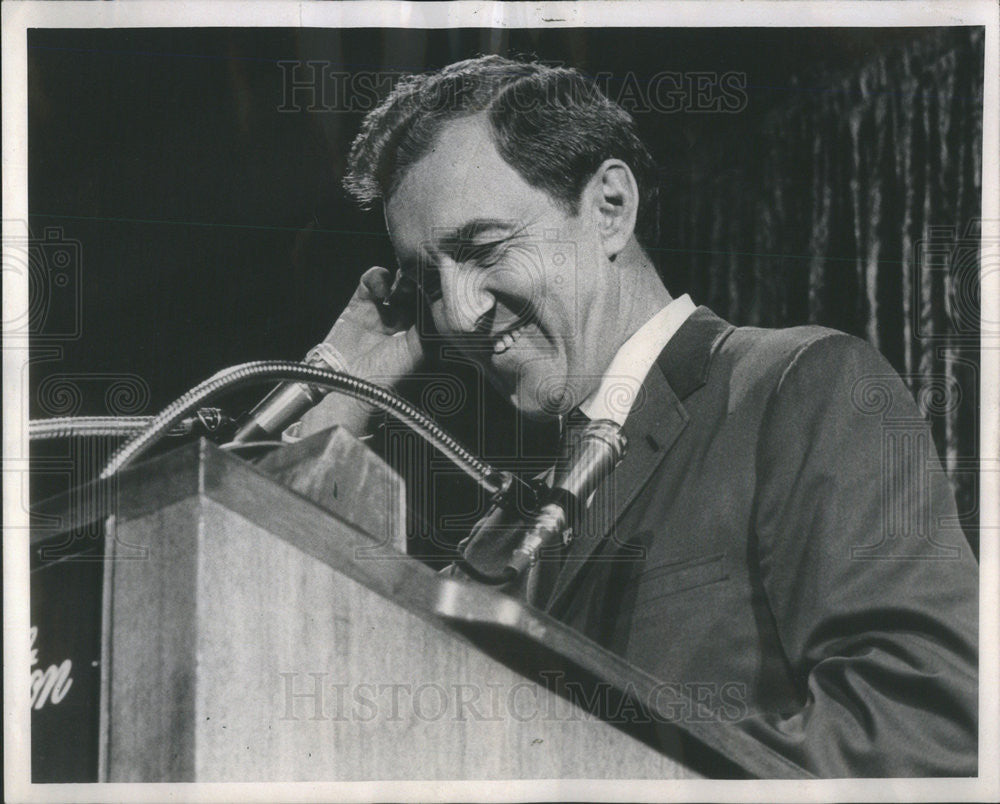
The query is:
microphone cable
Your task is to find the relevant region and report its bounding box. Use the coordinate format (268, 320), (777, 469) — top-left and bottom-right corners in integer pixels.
(88, 361), (517, 502)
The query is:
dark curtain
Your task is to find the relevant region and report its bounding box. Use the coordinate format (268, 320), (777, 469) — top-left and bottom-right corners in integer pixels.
(658, 28), (984, 554)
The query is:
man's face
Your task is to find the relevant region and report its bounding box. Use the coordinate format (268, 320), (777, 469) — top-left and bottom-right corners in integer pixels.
(385, 115), (625, 419)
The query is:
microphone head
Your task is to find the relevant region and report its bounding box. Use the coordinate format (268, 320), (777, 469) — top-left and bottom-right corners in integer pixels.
(503, 419), (627, 580)
(552, 418), (627, 504)
(230, 347), (340, 444)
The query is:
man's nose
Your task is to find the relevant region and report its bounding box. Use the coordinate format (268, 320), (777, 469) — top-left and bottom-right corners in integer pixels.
(438, 260), (495, 334)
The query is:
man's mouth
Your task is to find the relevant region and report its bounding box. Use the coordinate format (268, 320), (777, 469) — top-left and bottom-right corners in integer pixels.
(492, 324), (525, 355)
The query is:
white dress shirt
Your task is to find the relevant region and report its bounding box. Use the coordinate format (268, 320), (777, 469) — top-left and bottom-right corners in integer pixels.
(577, 294), (696, 426)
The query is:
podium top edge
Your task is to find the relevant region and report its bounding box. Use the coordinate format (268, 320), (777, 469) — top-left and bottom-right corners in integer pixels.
(30, 439), (246, 543)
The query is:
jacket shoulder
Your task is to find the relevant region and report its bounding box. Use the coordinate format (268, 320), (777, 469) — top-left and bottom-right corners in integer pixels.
(717, 324), (889, 406)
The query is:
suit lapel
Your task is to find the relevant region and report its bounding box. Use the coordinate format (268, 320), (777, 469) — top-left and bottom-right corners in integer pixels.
(545, 307), (734, 611)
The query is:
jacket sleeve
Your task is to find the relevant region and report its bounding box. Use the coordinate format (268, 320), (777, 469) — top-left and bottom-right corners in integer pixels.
(739, 333), (978, 776)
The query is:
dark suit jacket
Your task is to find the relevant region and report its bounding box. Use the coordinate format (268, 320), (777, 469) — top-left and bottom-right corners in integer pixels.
(492, 307), (978, 777)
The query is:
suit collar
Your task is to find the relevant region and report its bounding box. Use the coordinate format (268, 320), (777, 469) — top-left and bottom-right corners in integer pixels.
(545, 306), (734, 611)
(655, 306), (733, 401)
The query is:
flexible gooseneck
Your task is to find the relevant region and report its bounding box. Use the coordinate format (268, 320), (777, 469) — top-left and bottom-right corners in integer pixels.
(95, 362), (518, 506)
(28, 409), (231, 441)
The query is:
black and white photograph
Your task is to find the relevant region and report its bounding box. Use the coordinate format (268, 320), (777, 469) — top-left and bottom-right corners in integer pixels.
(3, 1), (998, 800)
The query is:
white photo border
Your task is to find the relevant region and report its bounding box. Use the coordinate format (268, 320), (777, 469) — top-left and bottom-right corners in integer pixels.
(3, 2), (998, 802)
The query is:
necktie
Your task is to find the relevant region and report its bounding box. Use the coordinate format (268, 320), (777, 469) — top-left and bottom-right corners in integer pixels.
(563, 406), (592, 432)
(557, 407), (591, 471)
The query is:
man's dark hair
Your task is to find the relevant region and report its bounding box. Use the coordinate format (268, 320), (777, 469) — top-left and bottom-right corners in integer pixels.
(344, 55), (660, 250)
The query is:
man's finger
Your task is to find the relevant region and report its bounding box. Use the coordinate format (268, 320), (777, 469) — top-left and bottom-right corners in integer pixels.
(358, 265), (393, 302)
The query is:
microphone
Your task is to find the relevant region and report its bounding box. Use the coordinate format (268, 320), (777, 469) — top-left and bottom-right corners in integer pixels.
(230, 343), (346, 444)
(504, 418), (627, 579)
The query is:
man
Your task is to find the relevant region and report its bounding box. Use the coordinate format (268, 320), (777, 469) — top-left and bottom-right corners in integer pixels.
(298, 56), (978, 777)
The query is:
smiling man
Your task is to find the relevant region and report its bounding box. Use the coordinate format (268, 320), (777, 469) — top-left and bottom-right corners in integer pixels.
(297, 56), (978, 777)
(385, 114), (663, 419)
(303, 57), (673, 424)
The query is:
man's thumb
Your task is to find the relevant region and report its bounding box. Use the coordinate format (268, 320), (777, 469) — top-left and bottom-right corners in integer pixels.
(357, 265), (393, 301)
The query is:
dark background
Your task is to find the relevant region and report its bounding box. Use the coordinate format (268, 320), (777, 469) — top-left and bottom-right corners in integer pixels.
(25, 27), (983, 780)
(25, 26), (976, 392)
(28, 25), (984, 548)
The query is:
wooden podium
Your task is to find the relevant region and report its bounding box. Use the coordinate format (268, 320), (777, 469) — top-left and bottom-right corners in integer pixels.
(75, 432), (806, 781)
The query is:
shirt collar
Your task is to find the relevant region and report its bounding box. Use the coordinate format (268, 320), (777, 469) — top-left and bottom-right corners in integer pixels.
(577, 294), (696, 426)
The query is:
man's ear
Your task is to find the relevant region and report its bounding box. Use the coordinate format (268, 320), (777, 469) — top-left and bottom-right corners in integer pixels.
(583, 159), (639, 260)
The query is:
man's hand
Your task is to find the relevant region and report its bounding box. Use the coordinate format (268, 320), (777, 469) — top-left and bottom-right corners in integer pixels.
(300, 266), (425, 437)
(322, 265), (425, 384)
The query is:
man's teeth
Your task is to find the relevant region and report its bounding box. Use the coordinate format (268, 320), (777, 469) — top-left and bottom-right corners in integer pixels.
(493, 326), (524, 354)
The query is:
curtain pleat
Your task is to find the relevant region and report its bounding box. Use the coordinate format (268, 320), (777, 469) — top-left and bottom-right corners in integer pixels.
(659, 28), (983, 553)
